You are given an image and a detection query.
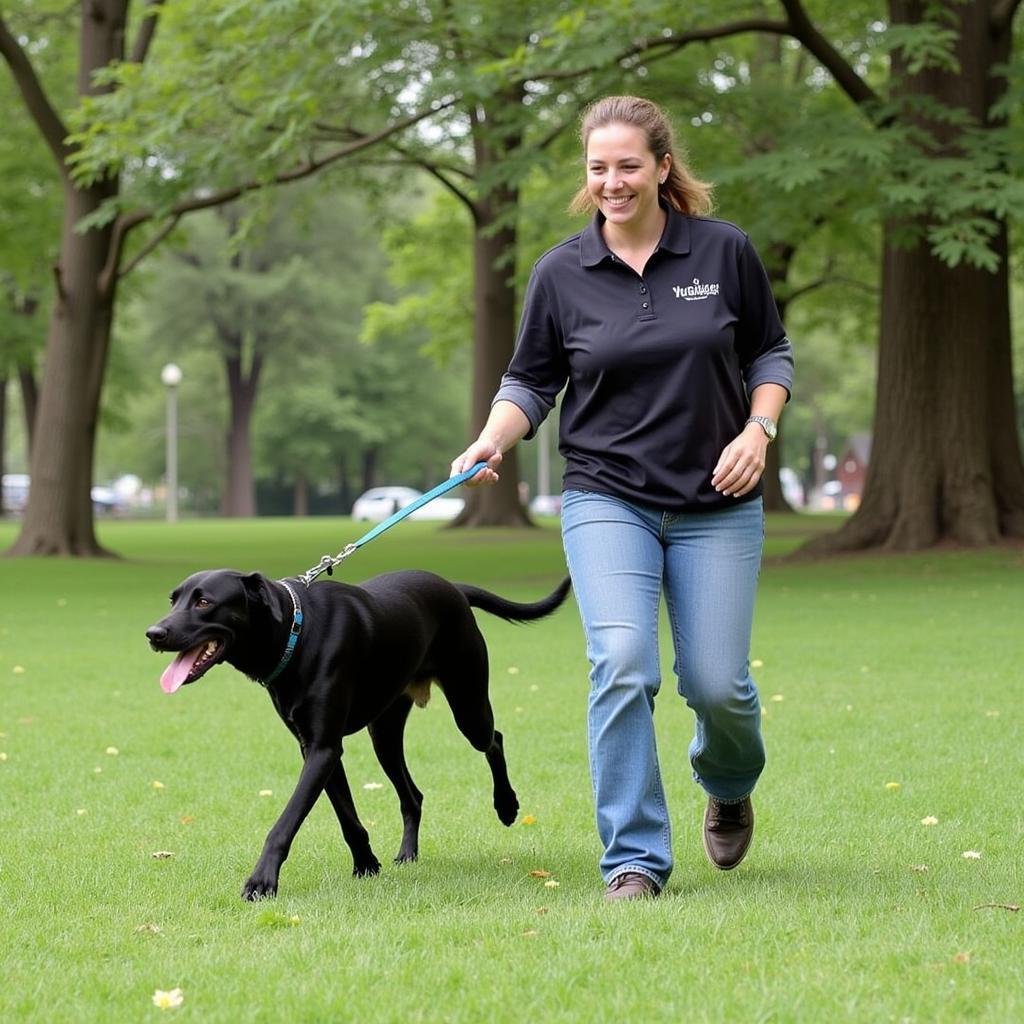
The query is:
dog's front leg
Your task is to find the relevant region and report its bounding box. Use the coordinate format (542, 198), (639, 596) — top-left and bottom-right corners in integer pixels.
(242, 745), (339, 901)
(323, 762), (382, 877)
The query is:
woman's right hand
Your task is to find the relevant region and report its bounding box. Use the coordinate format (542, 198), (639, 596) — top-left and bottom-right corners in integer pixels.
(451, 439), (502, 486)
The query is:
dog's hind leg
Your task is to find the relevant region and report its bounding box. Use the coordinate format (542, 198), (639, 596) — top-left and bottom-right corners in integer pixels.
(437, 638), (520, 828)
(323, 761), (382, 877)
(367, 695), (423, 863)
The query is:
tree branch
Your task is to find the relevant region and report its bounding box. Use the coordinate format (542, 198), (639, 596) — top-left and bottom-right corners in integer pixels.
(529, 19), (793, 82)
(777, 0), (878, 107)
(0, 15), (73, 172)
(129, 0), (166, 65)
(991, 0), (1022, 33)
(115, 214), (181, 284)
(109, 97), (458, 274)
(786, 275), (878, 305)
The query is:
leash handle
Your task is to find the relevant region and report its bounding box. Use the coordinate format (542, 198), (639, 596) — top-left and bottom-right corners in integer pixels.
(298, 461), (489, 586)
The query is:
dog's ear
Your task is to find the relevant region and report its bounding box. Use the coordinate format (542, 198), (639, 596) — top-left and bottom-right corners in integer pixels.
(241, 573), (285, 624)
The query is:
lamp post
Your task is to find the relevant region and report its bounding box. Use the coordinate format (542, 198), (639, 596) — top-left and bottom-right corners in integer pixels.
(160, 363), (182, 522)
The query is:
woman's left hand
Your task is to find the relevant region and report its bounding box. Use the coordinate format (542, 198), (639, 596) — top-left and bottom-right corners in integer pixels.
(712, 425), (769, 498)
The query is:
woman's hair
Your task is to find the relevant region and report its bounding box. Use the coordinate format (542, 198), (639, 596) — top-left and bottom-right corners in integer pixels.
(568, 96), (714, 217)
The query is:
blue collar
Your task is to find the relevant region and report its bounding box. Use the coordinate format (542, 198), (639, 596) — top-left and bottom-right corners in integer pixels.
(261, 580), (303, 685)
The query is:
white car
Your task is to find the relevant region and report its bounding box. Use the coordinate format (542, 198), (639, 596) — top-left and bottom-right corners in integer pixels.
(350, 486), (464, 523)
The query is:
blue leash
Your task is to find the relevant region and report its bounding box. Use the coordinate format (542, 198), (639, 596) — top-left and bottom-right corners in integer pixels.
(296, 461), (488, 586)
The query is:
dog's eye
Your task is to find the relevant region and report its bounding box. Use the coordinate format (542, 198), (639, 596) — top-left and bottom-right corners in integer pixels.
(195, 598), (211, 609)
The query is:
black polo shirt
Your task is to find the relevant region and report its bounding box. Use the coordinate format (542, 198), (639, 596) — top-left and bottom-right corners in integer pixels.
(494, 207), (794, 512)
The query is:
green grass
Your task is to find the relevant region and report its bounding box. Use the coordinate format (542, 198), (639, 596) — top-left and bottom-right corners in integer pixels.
(0, 514), (1022, 1022)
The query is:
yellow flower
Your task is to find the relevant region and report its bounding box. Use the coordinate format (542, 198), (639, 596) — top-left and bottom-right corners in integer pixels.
(920, 816), (939, 826)
(12, 665), (25, 674)
(521, 815), (537, 826)
(770, 694), (784, 703)
(152, 780), (165, 790)
(751, 659), (764, 668)
(152, 988), (184, 1009)
(885, 782), (901, 791)
(258, 789), (273, 797)
(543, 879), (560, 889)
(105, 746), (119, 756)
(0, 752), (7, 762)
(507, 666), (520, 675)
(362, 782), (384, 791)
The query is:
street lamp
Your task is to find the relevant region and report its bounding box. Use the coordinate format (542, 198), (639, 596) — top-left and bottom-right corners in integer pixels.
(160, 363), (182, 522)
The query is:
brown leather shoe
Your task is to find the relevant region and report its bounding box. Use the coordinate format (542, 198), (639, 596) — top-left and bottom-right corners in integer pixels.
(703, 796), (754, 870)
(604, 871), (660, 902)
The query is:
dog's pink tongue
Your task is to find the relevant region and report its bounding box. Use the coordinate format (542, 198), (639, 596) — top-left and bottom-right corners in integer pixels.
(160, 645), (204, 694)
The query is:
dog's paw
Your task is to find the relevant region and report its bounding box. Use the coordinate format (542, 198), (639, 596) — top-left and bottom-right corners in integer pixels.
(352, 856), (381, 878)
(495, 790), (519, 827)
(241, 871), (279, 901)
(393, 848), (418, 864)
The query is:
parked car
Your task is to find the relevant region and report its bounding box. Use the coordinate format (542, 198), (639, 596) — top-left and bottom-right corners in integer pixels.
(350, 486), (464, 523)
(351, 486), (421, 522)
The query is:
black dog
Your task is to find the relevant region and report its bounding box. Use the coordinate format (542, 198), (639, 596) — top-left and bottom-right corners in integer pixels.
(145, 568), (570, 900)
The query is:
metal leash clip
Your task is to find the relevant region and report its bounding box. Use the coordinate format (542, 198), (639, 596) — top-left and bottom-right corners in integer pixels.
(294, 462), (487, 588)
(298, 544), (358, 587)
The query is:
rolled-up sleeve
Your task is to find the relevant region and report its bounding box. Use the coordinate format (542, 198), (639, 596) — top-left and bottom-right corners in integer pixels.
(492, 265), (569, 440)
(735, 238), (794, 400)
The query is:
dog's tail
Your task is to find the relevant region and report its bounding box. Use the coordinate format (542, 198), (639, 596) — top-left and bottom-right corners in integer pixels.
(458, 576), (572, 623)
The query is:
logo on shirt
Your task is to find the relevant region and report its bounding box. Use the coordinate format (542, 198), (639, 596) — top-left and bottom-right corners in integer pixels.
(673, 278), (720, 301)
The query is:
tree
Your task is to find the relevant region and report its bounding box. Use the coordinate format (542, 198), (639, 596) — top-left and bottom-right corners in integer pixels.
(0, 0), (452, 554)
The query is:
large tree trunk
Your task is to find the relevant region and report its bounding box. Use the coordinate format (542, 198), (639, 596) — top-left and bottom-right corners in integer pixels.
(9, 186), (119, 556)
(452, 95), (531, 529)
(803, 0), (1023, 553)
(5, 0), (127, 557)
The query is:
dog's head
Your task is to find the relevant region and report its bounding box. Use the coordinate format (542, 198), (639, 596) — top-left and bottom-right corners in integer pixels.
(145, 570), (284, 694)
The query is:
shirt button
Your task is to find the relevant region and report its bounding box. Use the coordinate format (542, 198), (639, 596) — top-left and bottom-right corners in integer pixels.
(642, 302), (649, 309)
(640, 286), (647, 293)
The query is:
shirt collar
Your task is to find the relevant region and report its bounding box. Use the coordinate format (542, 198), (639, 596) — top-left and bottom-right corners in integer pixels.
(579, 202), (693, 268)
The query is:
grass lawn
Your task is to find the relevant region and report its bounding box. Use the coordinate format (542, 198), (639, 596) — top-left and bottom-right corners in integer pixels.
(0, 513), (1021, 1022)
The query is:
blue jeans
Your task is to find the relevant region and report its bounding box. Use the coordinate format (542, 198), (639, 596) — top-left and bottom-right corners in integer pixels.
(561, 489), (766, 889)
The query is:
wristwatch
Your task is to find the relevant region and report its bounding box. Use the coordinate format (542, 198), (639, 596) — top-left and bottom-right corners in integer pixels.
(745, 415), (777, 443)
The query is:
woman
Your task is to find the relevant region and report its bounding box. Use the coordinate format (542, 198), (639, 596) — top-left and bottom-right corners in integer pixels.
(451, 96), (793, 901)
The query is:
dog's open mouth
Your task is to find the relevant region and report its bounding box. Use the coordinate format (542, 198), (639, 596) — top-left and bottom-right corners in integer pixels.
(160, 639), (226, 694)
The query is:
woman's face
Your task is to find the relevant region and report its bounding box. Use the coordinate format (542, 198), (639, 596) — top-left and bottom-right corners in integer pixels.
(585, 123), (670, 233)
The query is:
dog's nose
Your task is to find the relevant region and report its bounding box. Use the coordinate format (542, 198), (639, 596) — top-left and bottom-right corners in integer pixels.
(146, 625), (168, 645)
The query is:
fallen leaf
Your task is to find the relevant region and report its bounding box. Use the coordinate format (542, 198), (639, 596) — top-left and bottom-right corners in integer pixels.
(520, 815), (536, 826)
(972, 903), (1020, 912)
(529, 869), (552, 879)
(961, 850), (982, 860)
(151, 851), (175, 860)
(536, 906), (549, 915)
(522, 929), (539, 937)
(751, 659), (764, 668)
(258, 789), (273, 797)
(953, 952), (971, 964)
(136, 923), (163, 935)
(12, 666), (25, 674)
(507, 666), (520, 675)
(543, 879), (560, 889)
(770, 694), (784, 703)
(180, 815), (195, 825)
(0, 752), (7, 762)
(105, 747), (119, 756)
(910, 864), (929, 873)
(885, 782), (901, 791)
